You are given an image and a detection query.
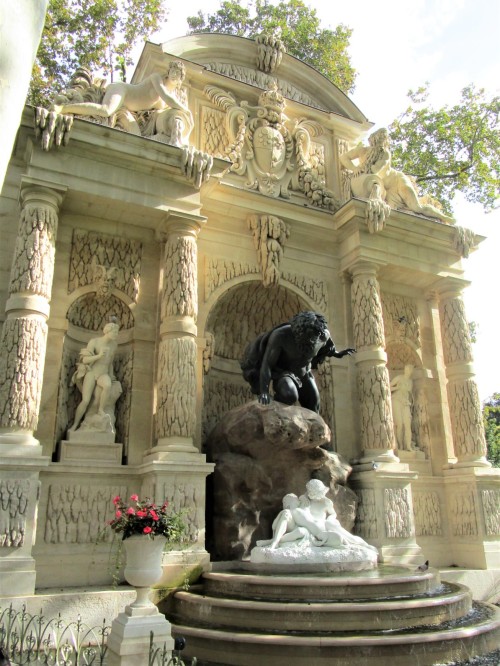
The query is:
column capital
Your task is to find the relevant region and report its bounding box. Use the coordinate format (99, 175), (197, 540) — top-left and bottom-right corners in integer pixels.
(431, 277), (470, 302)
(157, 210), (207, 241)
(19, 177), (67, 210)
(348, 260), (385, 280)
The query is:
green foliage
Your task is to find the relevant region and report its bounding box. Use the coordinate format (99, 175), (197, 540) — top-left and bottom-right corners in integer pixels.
(187, 0), (356, 93)
(30, 0), (167, 106)
(389, 84), (500, 214)
(483, 393), (500, 468)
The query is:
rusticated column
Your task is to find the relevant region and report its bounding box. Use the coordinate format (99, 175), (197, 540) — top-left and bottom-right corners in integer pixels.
(0, 184), (65, 454)
(152, 213), (205, 460)
(437, 279), (490, 467)
(350, 262), (398, 463)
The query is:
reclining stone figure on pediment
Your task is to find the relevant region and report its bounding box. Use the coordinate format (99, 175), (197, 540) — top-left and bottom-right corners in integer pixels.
(340, 127), (454, 232)
(35, 60), (194, 151)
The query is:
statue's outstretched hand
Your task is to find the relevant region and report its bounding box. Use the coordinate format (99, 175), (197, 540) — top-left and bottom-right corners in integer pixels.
(259, 393), (272, 405)
(339, 348), (356, 357)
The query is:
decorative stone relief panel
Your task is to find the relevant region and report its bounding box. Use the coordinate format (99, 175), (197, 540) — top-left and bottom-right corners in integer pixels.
(337, 138), (352, 204)
(282, 273), (328, 312)
(10, 203), (58, 298)
(386, 343), (421, 372)
(353, 489), (377, 539)
(413, 492), (442, 537)
(163, 480), (205, 543)
(44, 484), (128, 544)
(384, 488), (413, 538)
(203, 63), (327, 111)
(481, 490), (500, 536)
(162, 236), (198, 320)
(200, 106), (230, 158)
(202, 376), (253, 442)
(382, 293), (420, 347)
(68, 230), (142, 302)
(450, 487), (478, 537)
(156, 337), (197, 439)
(0, 318), (47, 430)
(0, 480), (31, 547)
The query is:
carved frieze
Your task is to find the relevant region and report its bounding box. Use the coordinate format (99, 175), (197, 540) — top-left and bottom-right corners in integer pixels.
(44, 484), (127, 544)
(413, 492), (442, 537)
(0, 480), (30, 548)
(205, 258), (260, 300)
(384, 488), (413, 538)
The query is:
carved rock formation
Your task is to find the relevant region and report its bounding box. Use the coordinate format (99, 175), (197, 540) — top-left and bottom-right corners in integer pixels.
(205, 400), (357, 561)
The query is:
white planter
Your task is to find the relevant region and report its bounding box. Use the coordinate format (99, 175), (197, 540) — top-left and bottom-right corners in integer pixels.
(123, 534), (167, 609)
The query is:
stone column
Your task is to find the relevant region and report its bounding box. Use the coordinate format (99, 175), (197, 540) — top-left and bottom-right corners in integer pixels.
(0, 183), (65, 453)
(349, 262), (398, 463)
(437, 279), (490, 468)
(0, 182), (64, 594)
(149, 212), (205, 461)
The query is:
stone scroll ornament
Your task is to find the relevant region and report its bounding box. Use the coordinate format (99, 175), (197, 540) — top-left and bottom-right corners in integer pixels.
(339, 128), (454, 231)
(204, 84), (338, 209)
(240, 311), (355, 414)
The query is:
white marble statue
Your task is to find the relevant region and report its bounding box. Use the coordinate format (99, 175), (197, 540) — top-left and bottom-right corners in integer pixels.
(69, 322), (122, 436)
(340, 128), (454, 225)
(251, 479), (378, 569)
(53, 60), (194, 146)
(391, 364), (415, 452)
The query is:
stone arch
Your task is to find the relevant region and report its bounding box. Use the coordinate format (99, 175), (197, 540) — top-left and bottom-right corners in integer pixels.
(201, 280), (337, 446)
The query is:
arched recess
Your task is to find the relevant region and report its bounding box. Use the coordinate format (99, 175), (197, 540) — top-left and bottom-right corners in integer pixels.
(201, 280), (337, 447)
(53, 289), (135, 462)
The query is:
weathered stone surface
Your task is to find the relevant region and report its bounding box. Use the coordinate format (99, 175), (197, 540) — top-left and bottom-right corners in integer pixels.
(205, 400), (357, 560)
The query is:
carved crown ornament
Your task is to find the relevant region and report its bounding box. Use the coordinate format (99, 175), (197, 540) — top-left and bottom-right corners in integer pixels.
(204, 82), (339, 210)
(33, 61), (213, 189)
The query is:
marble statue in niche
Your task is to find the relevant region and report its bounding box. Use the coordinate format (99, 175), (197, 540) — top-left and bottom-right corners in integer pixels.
(390, 364), (416, 452)
(68, 322), (122, 440)
(340, 128), (454, 229)
(240, 311), (355, 413)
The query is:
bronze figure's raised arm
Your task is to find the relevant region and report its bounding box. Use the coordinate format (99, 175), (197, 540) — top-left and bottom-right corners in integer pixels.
(240, 312), (355, 413)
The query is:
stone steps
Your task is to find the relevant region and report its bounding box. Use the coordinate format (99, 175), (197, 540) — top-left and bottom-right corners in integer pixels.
(168, 565), (500, 665)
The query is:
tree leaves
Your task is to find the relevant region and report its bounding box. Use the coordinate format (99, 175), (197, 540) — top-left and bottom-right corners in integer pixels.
(389, 84), (500, 213)
(30, 0), (167, 106)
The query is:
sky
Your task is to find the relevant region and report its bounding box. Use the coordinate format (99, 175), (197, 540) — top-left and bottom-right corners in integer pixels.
(144, 0), (499, 400)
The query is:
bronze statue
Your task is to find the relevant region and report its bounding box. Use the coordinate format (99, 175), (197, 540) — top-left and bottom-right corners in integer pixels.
(241, 312), (355, 413)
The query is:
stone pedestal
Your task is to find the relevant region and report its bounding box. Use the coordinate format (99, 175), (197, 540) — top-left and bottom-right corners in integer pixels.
(59, 440), (123, 465)
(106, 602), (173, 666)
(443, 466), (500, 569)
(350, 464), (423, 565)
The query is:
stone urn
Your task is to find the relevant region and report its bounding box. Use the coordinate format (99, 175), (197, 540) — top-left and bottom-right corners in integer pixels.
(123, 535), (167, 609)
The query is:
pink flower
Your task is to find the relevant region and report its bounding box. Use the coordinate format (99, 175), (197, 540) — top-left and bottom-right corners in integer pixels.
(162, 501), (169, 508)
(150, 510), (159, 521)
(136, 510), (147, 518)
(115, 510), (122, 518)
(112, 496), (121, 505)
(143, 526), (152, 534)
(130, 494), (139, 502)
(126, 507), (135, 515)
